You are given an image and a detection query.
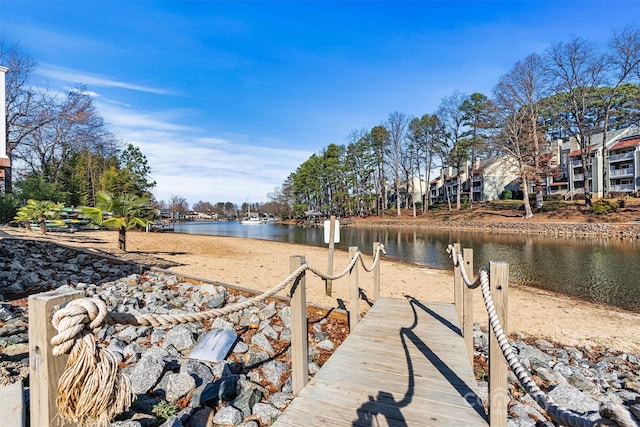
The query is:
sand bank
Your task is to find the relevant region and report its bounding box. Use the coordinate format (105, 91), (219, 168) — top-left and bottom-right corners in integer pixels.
(2, 227), (638, 353)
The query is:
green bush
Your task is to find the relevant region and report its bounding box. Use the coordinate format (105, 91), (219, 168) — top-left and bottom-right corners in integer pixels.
(0, 194), (20, 224)
(152, 400), (179, 420)
(538, 200), (568, 213)
(588, 199), (618, 215)
(500, 189), (513, 200)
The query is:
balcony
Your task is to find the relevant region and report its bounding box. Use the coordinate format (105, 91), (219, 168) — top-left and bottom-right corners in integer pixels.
(609, 167), (634, 177)
(610, 184), (634, 192)
(609, 152), (634, 162)
(573, 172), (592, 182)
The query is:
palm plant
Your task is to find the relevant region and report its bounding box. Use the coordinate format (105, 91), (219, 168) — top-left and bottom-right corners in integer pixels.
(14, 199), (64, 234)
(81, 191), (152, 251)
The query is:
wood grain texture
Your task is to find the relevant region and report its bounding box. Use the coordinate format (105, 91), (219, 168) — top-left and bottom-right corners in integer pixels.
(273, 297), (488, 427)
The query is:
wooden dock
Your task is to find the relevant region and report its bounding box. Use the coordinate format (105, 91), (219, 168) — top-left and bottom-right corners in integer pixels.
(273, 297), (488, 427)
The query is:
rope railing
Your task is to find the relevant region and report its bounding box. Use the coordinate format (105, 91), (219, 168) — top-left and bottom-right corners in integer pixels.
(36, 243), (386, 427)
(446, 243), (640, 427)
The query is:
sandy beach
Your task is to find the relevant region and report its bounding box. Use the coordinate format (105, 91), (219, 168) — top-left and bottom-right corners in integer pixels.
(2, 226), (639, 354)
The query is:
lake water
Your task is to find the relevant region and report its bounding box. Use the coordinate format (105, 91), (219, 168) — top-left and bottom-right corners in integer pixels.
(173, 221), (640, 312)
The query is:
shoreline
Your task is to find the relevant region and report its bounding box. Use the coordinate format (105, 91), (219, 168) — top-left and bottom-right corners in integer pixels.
(348, 218), (640, 239)
(1, 226), (639, 354)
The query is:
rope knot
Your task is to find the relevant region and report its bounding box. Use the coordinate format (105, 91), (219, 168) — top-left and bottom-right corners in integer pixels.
(51, 297), (108, 356)
(50, 297), (133, 427)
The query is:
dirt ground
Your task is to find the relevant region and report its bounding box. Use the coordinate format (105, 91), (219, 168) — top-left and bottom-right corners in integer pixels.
(350, 197), (640, 224)
(2, 226), (639, 354)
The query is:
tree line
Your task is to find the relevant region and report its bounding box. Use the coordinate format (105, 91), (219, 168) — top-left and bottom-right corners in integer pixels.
(274, 26), (640, 219)
(3, 27), (639, 223)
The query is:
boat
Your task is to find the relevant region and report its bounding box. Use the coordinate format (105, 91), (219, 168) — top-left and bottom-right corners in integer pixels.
(239, 216), (268, 225)
(239, 204), (270, 225)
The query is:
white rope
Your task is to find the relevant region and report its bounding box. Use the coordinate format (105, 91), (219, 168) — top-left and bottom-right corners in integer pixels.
(49, 246), (386, 426)
(447, 243), (640, 427)
(358, 244), (386, 273)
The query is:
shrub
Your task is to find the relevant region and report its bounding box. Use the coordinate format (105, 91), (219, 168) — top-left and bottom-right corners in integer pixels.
(500, 189), (512, 200)
(152, 401), (179, 420)
(588, 199), (618, 215)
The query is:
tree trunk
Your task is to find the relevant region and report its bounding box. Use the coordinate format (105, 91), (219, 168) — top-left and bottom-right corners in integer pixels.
(118, 227), (127, 251)
(395, 179), (401, 216)
(39, 216), (47, 235)
(521, 173), (533, 219)
(4, 165), (13, 194)
(456, 175), (462, 210)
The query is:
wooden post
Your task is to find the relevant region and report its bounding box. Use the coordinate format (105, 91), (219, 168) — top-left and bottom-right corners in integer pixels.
(462, 248), (474, 367)
(349, 246), (360, 330)
(373, 242), (381, 302)
(326, 215), (336, 296)
(289, 255), (308, 395)
(489, 261), (509, 427)
(453, 243), (462, 325)
(29, 288), (83, 427)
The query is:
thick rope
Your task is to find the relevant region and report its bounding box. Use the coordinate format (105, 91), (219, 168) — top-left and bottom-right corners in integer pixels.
(51, 299), (131, 427)
(306, 252), (360, 280)
(447, 244), (640, 427)
(446, 244), (480, 288)
(49, 250), (387, 427)
(357, 244), (386, 273)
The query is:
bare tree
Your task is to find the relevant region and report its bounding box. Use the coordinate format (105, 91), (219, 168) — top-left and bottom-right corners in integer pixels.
(437, 91), (470, 210)
(545, 37), (606, 199)
(599, 26), (640, 197)
(168, 195), (188, 219)
(385, 111), (410, 216)
(1, 42), (55, 193)
(370, 125), (389, 216)
(494, 54), (550, 218)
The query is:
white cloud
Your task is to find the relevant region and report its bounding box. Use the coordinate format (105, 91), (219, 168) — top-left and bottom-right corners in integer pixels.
(37, 65), (173, 95)
(97, 101), (311, 206)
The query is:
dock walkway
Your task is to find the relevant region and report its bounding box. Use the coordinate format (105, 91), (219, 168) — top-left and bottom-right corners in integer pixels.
(273, 297), (488, 427)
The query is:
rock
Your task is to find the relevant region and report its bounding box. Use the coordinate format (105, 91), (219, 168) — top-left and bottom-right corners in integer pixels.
(164, 372), (196, 403)
(252, 402), (281, 425)
(547, 382), (601, 416)
(250, 333), (274, 355)
(260, 360), (289, 392)
(190, 376), (239, 407)
(212, 405), (243, 426)
(179, 359), (214, 387)
(163, 326), (196, 352)
(128, 355), (166, 394)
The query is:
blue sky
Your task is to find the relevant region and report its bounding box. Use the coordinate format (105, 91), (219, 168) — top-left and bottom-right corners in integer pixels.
(1, 1), (639, 206)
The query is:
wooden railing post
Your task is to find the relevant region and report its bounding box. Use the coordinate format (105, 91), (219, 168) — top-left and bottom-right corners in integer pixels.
(453, 243), (462, 325)
(373, 242), (381, 302)
(289, 255), (307, 395)
(462, 248), (474, 367)
(349, 246), (360, 330)
(29, 288), (83, 427)
(489, 261), (509, 427)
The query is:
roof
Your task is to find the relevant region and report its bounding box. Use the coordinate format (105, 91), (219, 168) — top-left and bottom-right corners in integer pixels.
(609, 137), (640, 151)
(568, 127), (640, 157)
(569, 145), (596, 157)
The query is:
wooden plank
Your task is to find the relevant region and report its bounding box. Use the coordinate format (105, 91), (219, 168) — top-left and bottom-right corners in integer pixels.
(29, 288), (83, 427)
(453, 242), (462, 324)
(349, 246), (360, 330)
(463, 247), (475, 367)
(373, 242), (381, 301)
(273, 297), (488, 427)
(289, 255), (307, 395)
(489, 262), (509, 427)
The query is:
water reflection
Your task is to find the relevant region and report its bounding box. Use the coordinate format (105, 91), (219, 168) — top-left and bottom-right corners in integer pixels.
(173, 222), (640, 311)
